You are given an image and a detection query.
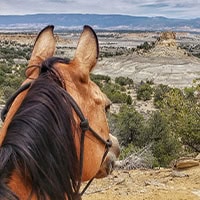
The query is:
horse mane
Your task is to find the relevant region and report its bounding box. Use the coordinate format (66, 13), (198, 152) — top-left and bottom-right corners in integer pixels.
(0, 57), (80, 200)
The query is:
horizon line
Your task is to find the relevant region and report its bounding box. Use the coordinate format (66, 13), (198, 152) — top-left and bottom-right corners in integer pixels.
(0, 13), (198, 20)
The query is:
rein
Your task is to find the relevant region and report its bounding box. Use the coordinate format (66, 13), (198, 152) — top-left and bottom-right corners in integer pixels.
(1, 68), (112, 199)
(61, 87), (112, 198)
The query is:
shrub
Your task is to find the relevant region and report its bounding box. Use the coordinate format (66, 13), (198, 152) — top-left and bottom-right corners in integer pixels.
(119, 142), (136, 160)
(126, 95), (132, 105)
(0, 63), (26, 100)
(113, 105), (145, 146)
(136, 82), (153, 101)
(136, 41), (155, 51)
(112, 104), (182, 167)
(90, 73), (111, 84)
(102, 82), (129, 104)
(184, 86), (196, 102)
(2, 86), (16, 101)
(160, 89), (200, 152)
(154, 84), (172, 108)
(145, 111), (181, 167)
(115, 76), (133, 86)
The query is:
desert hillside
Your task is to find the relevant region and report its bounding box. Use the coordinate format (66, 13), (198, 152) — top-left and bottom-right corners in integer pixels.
(1, 30), (200, 89)
(94, 31), (200, 88)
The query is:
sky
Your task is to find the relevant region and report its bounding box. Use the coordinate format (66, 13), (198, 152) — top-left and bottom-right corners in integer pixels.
(0, 0), (200, 19)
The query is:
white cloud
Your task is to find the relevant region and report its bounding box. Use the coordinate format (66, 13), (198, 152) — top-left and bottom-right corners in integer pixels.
(0, 0), (199, 19)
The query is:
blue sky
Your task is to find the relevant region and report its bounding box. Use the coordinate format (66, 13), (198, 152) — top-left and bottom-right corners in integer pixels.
(0, 0), (200, 19)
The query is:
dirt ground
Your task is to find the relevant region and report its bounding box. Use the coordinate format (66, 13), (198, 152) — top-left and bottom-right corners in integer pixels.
(82, 166), (200, 200)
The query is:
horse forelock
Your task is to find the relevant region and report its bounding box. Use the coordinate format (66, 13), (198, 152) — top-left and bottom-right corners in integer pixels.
(0, 57), (80, 200)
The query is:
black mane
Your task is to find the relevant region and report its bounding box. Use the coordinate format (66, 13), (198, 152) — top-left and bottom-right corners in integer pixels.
(0, 57), (80, 200)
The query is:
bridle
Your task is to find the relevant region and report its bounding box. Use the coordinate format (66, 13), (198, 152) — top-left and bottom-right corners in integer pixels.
(1, 65), (112, 199)
(62, 86), (112, 199)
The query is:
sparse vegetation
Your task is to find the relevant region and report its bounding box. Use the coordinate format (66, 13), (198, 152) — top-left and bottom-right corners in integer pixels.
(0, 40), (32, 101)
(0, 31), (200, 169)
(160, 88), (200, 152)
(136, 41), (155, 52)
(110, 105), (182, 167)
(136, 80), (153, 101)
(0, 63), (26, 101)
(99, 46), (133, 58)
(115, 76), (134, 86)
(153, 84), (172, 108)
(91, 74), (133, 104)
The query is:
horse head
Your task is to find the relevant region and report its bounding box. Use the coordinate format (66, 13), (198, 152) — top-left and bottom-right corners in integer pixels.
(0, 25), (120, 200)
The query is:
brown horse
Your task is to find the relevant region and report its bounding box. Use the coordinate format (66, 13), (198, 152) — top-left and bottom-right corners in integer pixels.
(0, 25), (120, 200)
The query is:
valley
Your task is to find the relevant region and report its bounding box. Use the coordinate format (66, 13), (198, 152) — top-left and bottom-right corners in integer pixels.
(0, 28), (200, 200)
(2, 29), (200, 89)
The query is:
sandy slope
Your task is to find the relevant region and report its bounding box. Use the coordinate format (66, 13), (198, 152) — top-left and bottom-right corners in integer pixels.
(82, 166), (200, 200)
(94, 51), (200, 89)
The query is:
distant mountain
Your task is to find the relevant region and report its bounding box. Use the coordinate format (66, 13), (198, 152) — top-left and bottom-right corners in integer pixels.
(0, 14), (200, 32)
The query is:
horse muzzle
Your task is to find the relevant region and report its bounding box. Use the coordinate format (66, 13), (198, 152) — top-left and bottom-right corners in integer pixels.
(95, 134), (120, 179)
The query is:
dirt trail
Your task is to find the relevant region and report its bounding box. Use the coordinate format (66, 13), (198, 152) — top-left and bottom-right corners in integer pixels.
(82, 166), (200, 200)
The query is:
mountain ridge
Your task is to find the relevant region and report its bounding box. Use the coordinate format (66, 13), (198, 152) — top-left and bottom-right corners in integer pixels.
(0, 14), (200, 32)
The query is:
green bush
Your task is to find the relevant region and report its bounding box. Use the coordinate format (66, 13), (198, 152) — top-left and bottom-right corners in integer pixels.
(102, 82), (131, 104)
(160, 89), (200, 152)
(115, 76), (134, 86)
(126, 95), (132, 105)
(113, 105), (145, 146)
(0, 63), (26, 100)
(136, 82), (153, 101)
(90, 73), (111, 84)
(184, 86), (196, 102)
(112, 105), (181, 167)
(119, 142), (136, 160)
(2, 86), (16, 101)
(136, 41), (155, 51)
(145, 111), (181, 167)
(153, 84), (172, 108)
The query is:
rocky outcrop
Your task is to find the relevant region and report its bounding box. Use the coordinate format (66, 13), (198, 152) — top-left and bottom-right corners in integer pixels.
(156, 31), (177, 47)
(173, 157), (200, 169)
(146, 31), (190, 58)
(159, 31), (176, 40)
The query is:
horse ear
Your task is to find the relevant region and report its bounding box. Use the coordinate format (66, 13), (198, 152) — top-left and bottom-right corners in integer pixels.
(73, 25), (99, 82)
(26, 25), (56, 78)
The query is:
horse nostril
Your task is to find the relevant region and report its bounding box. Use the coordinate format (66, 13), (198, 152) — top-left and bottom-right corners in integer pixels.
(106, 164), (112, 175)
(106, 160), (115, 175)
(111, 160), (115, 168)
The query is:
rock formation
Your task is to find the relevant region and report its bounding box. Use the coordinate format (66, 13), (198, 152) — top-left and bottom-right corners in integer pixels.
(156, 31), (177, 47)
